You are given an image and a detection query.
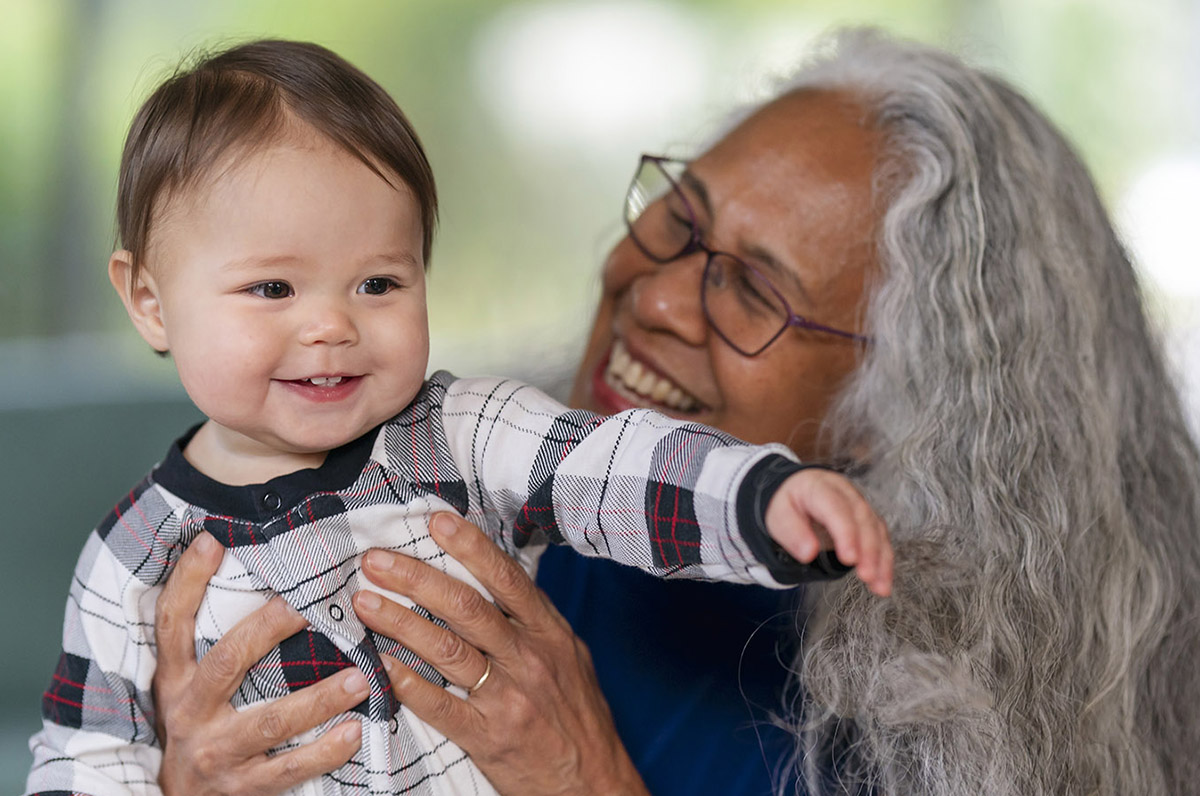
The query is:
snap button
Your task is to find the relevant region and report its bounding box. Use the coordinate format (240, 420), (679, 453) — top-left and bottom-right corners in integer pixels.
(328, 603), (344, 621)
(261, 491), (282, 511)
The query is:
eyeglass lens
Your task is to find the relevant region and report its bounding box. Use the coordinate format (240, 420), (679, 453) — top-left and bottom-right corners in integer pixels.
(702, 255), (791, 356)
(625, 158), (791, 356)
(624, 160), (694, 261)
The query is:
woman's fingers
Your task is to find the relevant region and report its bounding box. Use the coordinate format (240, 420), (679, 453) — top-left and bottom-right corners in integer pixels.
(191, 597), (309, 699)
(427, 513), (561, 630)
(353, 588), (490, 690)
(155, 532), (223, 675)
(228, 668), (370, 752)
(156, 605), (368, 796)
(380, 655), (478, 737)
(358, 537), (523, 661)
(354, 519), (651, 795)
(160, 711), (363, 796)
(153, 536), (371, 794)
(251, 720), (363, 793)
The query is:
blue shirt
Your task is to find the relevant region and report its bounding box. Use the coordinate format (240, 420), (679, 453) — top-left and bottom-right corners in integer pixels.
(537, 546), (803, 796)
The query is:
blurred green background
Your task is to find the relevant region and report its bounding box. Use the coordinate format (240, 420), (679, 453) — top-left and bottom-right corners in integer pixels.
(3, 0), (1198, 789)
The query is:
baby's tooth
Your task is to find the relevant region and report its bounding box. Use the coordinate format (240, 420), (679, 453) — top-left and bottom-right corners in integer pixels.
(650, 378), (671, 401)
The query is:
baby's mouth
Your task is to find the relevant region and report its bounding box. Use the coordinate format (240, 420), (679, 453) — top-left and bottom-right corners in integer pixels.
(285, 375), (361, 390)
(604, 340), (700, 412)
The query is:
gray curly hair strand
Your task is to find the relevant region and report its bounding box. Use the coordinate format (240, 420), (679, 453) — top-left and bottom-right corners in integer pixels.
(772, 30), (1200, 796)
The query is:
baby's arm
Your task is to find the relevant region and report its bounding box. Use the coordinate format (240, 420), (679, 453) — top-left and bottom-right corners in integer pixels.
(438, 374), (877, 588)
(25, 529), (165, 795)
(764, 468), (893, 597)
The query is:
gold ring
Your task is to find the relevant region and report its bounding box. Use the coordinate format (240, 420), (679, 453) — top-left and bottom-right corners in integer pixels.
(468, 657), (492, 694)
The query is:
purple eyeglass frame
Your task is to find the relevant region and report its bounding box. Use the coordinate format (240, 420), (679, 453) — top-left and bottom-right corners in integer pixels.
(625, 154), (872, 356)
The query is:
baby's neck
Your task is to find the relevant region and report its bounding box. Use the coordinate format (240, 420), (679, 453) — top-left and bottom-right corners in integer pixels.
(183, 420), (329, 486)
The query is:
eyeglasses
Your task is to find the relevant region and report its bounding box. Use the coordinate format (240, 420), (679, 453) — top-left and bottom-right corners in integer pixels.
(623, 154), (871, 357)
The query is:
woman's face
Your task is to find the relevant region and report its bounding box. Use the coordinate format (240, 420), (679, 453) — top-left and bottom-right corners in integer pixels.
(569, 89), (881, 459)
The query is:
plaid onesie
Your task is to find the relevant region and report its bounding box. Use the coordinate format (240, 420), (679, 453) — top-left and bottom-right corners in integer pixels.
(27, 371), (843, 796)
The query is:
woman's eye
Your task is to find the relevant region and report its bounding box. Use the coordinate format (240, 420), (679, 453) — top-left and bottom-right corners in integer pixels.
(666, 209), (693, 231)
(663, 208), (697, 247)
(358, 277), (399, 295)
(248, 281), (292, 299)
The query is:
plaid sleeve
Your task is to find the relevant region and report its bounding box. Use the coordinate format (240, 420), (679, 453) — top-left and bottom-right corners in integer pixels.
(25, 479), (183, 795)
(436, 373), (819, 587)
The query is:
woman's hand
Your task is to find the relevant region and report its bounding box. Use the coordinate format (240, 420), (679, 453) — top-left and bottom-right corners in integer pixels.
(153, 532), (369, 796)
(352, 513), (650, 796)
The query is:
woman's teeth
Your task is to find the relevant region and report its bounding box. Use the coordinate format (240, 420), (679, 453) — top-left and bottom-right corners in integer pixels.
(306, 377), (344, 387)
(606, 341), (697, 411)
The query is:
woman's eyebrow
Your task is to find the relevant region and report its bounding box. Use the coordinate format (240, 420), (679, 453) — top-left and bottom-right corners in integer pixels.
(744, 242), (815, 306)
(679, 169), (713, 217)
(681, 167), (815, 307)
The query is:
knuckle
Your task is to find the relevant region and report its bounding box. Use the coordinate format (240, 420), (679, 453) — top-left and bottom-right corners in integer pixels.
(396, 556), (430, 589)
(190, 742), (223, 778)
(433, 630), (474, 668)
(425, 691), (459, 724)
(572, 637), (595, 668)
(310, 678), (341, 713)
(157, 699), (187, 732)
(154, 595), (175, 630)
(254, 706), (288, 742)
(278, 751), (307, 782)
(200, 638), (245, 683)
(521, 650), (554, 684)
(490, 557), (530, 600)
(499, 690), (538, 731)
(447, 583), (488, 622)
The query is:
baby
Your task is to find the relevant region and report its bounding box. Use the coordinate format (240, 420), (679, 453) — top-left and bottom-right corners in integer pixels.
(27, 40), (890, 796)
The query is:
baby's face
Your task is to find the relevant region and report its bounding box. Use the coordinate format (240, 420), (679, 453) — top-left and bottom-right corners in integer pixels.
(141, 129), (429, 463)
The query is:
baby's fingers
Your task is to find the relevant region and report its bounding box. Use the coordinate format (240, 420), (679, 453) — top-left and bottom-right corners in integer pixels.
(824, 482), (892, 597)
(785, 471), (893, 597)
(763, 492), (823, 563)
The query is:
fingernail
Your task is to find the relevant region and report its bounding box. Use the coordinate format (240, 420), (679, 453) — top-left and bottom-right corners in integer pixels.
(381, 655), (395, 673)
(358, 591), (382, 611)
(340, 722), (361, 743)
(343, 669), (369, 694)
(365, 549), (395, 572)
(194, 533), (216, 553)
(431, 514), (458, 537)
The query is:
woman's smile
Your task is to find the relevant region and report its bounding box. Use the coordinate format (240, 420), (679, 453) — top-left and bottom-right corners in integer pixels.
(598, 339), (702, 414)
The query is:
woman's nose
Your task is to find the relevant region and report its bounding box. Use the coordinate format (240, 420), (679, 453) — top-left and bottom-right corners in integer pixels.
(607, 239), (708, 345)
(298, 300), (359, 346)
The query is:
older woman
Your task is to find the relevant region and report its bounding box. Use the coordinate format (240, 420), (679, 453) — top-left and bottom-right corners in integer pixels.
(152, 30), (1200, 795)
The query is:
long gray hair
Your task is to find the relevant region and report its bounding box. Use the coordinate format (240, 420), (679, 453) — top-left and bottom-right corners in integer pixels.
(775, 30), (1200, 795)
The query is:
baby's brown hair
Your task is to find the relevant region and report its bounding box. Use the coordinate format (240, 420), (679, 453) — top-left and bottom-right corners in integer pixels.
(116, 39), (437, 286)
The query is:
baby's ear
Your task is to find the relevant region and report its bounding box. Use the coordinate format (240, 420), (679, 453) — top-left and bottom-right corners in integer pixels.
(108, 250), (169, 353)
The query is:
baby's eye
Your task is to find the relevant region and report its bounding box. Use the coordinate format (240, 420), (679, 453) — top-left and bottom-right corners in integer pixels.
(248, 281), (293, 299)
(358, 277), (400, 295)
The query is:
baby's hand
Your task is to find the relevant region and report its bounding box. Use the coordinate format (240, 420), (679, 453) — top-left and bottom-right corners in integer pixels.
(765, 468), (893, 597)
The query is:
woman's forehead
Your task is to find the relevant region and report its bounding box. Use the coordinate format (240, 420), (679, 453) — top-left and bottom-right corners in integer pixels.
(687, 90), (881, 302)
(696, 90), (878, 190)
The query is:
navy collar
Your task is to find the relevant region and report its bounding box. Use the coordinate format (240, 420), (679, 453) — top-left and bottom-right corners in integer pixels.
(152, 423), (380, 522)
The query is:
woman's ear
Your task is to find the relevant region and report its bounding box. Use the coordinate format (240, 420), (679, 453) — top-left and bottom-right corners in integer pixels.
(108, 250), (169, 353)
